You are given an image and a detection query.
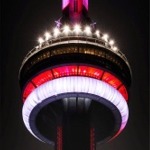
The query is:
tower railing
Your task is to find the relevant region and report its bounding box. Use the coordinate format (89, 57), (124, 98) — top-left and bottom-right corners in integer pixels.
(21, 34), (130, 69)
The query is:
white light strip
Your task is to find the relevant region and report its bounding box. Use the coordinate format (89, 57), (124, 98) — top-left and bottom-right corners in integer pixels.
(22, 76), (129, 141)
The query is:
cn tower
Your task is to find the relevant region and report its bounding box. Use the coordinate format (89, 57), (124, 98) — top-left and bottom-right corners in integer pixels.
(19, 0), (132, 150)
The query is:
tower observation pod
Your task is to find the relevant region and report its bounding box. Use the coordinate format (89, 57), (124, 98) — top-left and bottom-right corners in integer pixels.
(19, 0), (132, 150)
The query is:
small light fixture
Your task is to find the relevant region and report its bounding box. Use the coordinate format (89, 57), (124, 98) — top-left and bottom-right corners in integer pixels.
(45, 32), (51, 40)
(109, 40), (114, 45)
(102, 34), (109, 41)
(38, 37), (44, 44)
(113, 46), (118, 51)
(95, 30), (100, 38)
(53, 28), (60, 37)
(63, 25), (70, 35)
(74, 24), (81, 34)
(84, 26), (91, 36)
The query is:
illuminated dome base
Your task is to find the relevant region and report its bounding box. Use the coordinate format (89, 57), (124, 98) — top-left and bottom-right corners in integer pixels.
(30, 94), (121, 145)
(23, 77), (129, 147)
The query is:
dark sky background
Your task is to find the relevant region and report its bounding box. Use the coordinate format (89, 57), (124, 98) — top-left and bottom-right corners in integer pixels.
(1, 0), (149, 150)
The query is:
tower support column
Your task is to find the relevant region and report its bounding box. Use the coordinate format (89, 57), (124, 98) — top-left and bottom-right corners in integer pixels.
(56, 126), (63, 150)
(90, 128), (96, 150)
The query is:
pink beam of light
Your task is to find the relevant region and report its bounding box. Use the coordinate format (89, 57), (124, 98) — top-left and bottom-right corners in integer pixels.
(70, 0), (83, 13)
(83, 0), (88, 10)
(62, 0), (88, 11)
(62, 0), (69, 10)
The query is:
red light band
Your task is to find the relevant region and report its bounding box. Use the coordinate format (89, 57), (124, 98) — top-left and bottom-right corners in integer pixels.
(23, 65), (128, 101)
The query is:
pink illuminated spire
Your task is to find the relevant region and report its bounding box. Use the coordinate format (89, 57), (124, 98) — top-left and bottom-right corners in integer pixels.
(62, 0), (88, 11)
(83, 0), (88, 10)
(62, 0), (89, 23)
(62, 0), (69, 9)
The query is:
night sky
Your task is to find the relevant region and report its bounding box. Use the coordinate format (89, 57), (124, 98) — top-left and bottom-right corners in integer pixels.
(1, 0), (149, 150)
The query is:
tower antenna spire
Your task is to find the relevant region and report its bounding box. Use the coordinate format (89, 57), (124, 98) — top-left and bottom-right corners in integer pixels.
(62, 0), (90, 23)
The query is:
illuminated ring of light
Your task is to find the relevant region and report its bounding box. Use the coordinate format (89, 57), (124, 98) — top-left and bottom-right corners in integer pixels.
(22, 76), (129, 142)
(23, 65), (128, 101)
